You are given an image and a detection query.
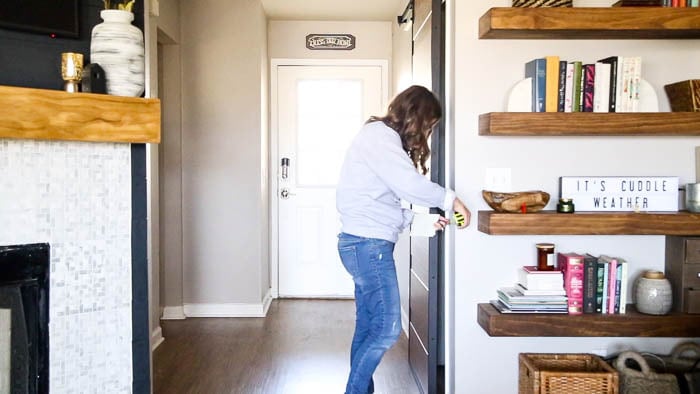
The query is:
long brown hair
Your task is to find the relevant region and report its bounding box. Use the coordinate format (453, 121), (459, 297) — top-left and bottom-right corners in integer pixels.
(368, 85), (441, 175)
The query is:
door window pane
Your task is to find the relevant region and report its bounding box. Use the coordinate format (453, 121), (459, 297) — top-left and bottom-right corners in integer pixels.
(297, 79), (363, 186)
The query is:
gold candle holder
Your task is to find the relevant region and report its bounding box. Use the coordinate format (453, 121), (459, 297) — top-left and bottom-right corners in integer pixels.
(61, 52), (84, 93)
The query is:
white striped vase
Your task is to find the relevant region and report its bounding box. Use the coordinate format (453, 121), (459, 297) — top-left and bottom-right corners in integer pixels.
(90, 10), (145, 97)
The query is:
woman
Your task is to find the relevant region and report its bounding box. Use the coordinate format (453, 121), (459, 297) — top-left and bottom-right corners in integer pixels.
(336, 85), (470, 394)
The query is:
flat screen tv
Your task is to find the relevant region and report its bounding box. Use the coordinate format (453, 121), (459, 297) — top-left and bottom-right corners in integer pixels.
(0, 0), (80, 38)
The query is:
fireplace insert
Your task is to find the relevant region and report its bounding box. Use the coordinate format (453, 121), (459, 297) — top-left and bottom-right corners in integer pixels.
(0, 243), (49, 394)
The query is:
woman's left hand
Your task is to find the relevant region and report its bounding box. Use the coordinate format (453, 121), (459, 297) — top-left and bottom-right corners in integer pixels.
(433, 215), (450, 231)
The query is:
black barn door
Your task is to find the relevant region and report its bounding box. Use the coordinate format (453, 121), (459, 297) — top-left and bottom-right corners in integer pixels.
(408, 0), (445, 393)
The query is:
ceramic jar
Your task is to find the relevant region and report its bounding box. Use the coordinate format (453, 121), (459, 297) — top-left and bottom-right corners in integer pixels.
(635, 270), (672, 315)
(90, 10), (145, 97)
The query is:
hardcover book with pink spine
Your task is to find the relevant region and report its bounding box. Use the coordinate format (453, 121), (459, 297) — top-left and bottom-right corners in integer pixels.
(557, 252), (585, 315)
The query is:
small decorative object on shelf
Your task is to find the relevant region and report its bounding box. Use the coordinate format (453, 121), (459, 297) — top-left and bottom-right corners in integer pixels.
(61, 52), (83, 93)
(512, 0), (572, 7)
(665, 79), (700, 112)
(686, 183), (700, 212)
(635, 270), (673, 315)
(614, 351), (683, 394)
(557, 198), (575, 213)
(90, 0), (145, 97)
(81, 64), (107, 94)
(482, 190), (550, 213)
(536, 243), (555, 271)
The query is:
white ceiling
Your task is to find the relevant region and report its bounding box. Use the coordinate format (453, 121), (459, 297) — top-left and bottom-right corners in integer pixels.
(261, 0), (405, 21)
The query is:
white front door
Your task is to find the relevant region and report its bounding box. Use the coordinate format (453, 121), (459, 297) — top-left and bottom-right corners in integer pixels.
(276, 63), (385, 297)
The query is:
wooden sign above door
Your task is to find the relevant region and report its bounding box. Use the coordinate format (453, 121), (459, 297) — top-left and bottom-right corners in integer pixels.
(305, 34), (356, 50)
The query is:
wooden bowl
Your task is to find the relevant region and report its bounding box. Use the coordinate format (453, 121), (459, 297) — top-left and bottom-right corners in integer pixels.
(482, 190), (550, 213)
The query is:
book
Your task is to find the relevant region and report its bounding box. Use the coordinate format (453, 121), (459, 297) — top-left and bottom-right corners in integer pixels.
(515, 283), (566, 296)
(545, 55), (560, 112)
(599, 255), (618, 314)
(498, 287), (568, 303)
(614, 261), (623, 313)
(525, 58), (546, 112)
(598, 56), (624, 112)
(583, 254), (599, 314)
(518, 266), (564, 291)
(595, 261), (606, 313)
(564, 62), (574, 112)
(557, 60), (567, 112)
(558, 252), (585, 315)
(490, 299), (568, 314)
(593, 62), (611, 113)
(582, 64), (596, 112)
(619, 261), (629, 313)
(600, 259), (610, 314)
(570, 61), (583, 112)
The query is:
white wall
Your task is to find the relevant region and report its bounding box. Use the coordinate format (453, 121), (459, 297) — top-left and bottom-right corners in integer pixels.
(180, 0), (270, 310)
(453, 1), (700, 392)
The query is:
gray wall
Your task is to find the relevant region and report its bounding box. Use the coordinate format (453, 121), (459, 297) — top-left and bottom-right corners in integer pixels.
(181, 0), (269, 306)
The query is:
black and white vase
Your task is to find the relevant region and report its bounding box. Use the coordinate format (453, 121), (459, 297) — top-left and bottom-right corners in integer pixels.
(90, 10), (145, 97)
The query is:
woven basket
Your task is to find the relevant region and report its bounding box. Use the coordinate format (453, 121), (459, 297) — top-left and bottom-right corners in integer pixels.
(614, 351), (681, 394)
(519, 353), (619, 394)
(616, 343), (700, 394)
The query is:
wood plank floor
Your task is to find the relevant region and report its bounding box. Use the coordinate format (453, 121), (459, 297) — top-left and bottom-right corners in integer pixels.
(153, 299), (420, 394)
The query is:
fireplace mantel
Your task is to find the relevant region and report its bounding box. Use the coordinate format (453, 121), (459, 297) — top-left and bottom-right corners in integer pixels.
(0, 85), (160, 144)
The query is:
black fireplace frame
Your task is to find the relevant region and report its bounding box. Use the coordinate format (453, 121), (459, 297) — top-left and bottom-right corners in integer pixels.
(0, 242), (50, 394)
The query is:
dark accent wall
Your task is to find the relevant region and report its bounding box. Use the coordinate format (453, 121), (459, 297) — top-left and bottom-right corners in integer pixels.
(0, 0), (143, 90)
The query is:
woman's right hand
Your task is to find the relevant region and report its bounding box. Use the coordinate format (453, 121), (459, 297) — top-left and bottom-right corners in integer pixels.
(453, 197), (471, 229)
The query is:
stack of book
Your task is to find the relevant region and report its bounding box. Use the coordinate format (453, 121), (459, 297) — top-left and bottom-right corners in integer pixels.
(490, 266), (568, 314)
(560, 252), (630, 314)
(525, 55), (643, 113)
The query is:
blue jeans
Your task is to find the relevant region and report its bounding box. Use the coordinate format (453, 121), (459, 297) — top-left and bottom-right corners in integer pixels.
(337, 233), (402, 394)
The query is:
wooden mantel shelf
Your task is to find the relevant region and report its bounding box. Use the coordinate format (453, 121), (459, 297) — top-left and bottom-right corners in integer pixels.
(478, 210), (700, 235)
(0, 85), (160, 144)
(479, 7), (700, 39)
(478, 303), (700, 337)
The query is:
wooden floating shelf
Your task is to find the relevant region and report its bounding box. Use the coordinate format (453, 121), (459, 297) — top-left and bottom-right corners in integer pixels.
(479, 112), (700, 136)
(0, 85), (160, 144)
(478, 303), (700, 337)
(478, 210), (700, 235)
(479, 7), (700, 39)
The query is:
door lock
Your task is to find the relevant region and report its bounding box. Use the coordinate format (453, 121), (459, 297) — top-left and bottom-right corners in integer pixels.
(280, 188), (292, 199)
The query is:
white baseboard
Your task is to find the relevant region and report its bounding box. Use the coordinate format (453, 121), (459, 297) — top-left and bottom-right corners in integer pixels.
(184, 289), (274, 318)
(401, 306), (409, 338)
(151, 326), (164, 351)
(161, 306), (186, 320)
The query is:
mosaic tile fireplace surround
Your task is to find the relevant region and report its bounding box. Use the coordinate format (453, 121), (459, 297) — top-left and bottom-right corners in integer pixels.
(0, 140), (135, 393)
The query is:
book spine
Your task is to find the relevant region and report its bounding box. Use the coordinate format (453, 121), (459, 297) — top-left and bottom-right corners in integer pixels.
(559, 253), (584, 315)
(598, 57), (619, 112)
(593, 62), (611, 113)
(525, 58), (546, 112)
(545, 56), (560, 112)
(595, 262), (605, 313)
(630, 57), (642, 112)
(607, 260), (617, 314)
(620, 57), (633, 112)
(583, 256), (598, 313)
(557, 60), (567, 112)
(564, 63), (574, 112)
(614, 263), (623, 313)
(601, 261), (609, 314)
(582, 64), (596, 112)
(571, 61), (583, 112)
(619, 262), (629, 313)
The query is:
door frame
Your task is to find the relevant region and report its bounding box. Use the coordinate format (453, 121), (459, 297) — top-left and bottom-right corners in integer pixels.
(269, 58), (389, 298)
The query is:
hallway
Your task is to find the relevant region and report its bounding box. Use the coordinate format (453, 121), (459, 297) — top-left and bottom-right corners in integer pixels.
(153, 299), (421, 394)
